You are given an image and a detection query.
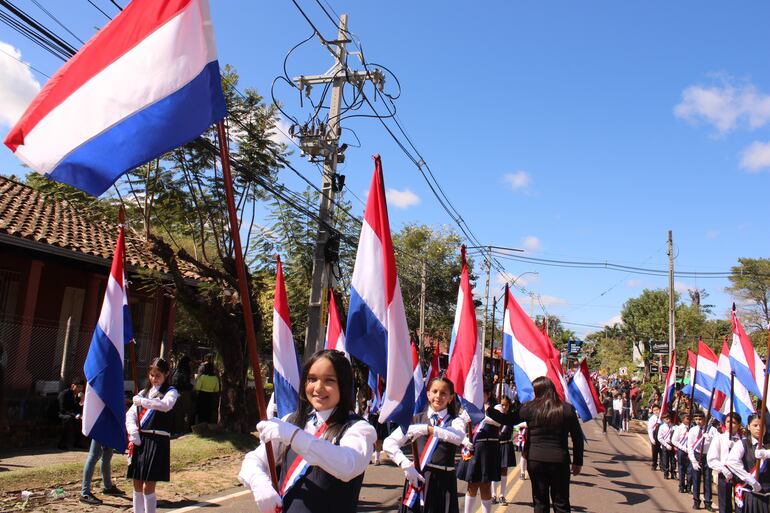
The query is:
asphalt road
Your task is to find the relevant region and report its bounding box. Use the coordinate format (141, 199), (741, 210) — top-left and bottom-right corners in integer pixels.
(161, 419), (698, 513)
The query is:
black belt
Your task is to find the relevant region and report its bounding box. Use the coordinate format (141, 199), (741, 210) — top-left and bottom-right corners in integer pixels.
(475, 438), (498, 443)
(426, 463), (455, 471)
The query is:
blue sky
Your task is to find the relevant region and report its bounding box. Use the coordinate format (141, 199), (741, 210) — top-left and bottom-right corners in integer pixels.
(1, 1), (769, 339)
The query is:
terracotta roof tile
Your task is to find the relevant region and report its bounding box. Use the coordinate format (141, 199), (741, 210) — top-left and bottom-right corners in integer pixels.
(0, 175), (199, 280)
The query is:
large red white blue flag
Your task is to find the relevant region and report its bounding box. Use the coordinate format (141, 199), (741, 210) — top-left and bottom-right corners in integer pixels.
(729, 309), (767, 404)
(346, 156), (413, 430)
(324, 290), (348, 358)
(412, 341), (428, 414)
(3, 0), (226, 197)
(273, 256), (300, 419)
(446, 246), (484, 420)
(714, 338), (755, 424)
(567, 359), (604, 422)
(501, 288), (566, 402)
(82, 227), (133, 452)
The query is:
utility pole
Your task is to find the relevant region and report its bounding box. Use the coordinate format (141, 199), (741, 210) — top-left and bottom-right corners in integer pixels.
(419, 259), (427, 357)
(297, 15), (383, 360)
(668, 230), (675, 356)
(489, 295), (497, 360)
(481, 247), (491, 353)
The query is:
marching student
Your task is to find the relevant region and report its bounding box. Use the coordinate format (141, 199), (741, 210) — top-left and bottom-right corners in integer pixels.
(673, 413), (693, 494)
(518, 376), (584, 513)
(457, 385), (519, 513)
(707, 412), (742, 513)
(725, 413), (770, 513)
(688, 412), (716, 511)
(658, 412), (675, 480)
(492, 396), (517, 505)
(648, 405), (661, 471)
(126, 357), (179, 513)
(383, 376), (465, 513)
(238, 350), (376, 513)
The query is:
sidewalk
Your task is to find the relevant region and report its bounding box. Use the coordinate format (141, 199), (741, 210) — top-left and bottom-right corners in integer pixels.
(0, 447), (90, 471)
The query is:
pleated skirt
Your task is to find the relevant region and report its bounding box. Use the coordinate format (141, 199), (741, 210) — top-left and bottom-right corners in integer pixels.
(500, 440), (517, 468)
(744, 492), (770, 513)
(127, 433), (170, 482)
(399, 468), (459, 513)
(456, 440), (501, 483)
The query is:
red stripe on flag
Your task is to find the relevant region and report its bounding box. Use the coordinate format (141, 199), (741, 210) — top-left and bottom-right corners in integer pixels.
(363, 156), (397, 305)
(697, 340), (718, 363)
(111, 226), (125, 288)
(445, 247), (479, 398)
(274, 255), (292, 327)
(4, 0), (193, 150)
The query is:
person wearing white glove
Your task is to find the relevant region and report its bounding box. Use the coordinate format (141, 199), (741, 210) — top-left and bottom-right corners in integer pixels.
(707, 411), (741, 513)
(671, 414), (692, 493)
(657, 413), (675, 480)
(239, 350), (375, 513)
(125, 357), (178, 513)
(687, 412), (714, 510)
(724, 413), (770, 512)
(382, 376), (464, 513)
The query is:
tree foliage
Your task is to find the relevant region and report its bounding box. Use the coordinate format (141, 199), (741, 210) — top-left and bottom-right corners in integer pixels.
(727, 258), (770, 331)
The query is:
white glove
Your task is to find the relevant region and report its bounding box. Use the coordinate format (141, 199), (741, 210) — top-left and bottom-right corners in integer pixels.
(462, 438), (474, 452)
(691, 461), (701, 471)
(403, 464), (425, 488)
(257, 418), (299, 445)
(406, 424), (429, 439)
(132, 395), (143, 407)
(746, 476), (762, 493)
(704, 433), (714, 441)
(755, 449), (770, 460)
(251, 486), (282, 513)
(129, 431), (141, 446)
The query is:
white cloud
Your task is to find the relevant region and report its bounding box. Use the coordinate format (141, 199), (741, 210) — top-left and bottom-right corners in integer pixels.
(268, 117), (294, 147)
(740, 140), (770, 172)
(503, 170), (531, 191)
(538, 295), (568, 307)
(674, 281), (693, 294)
(602, 314), (623, 327)
(386, 188), (420, 209)
(625, 279), (642, 288)
(706, 229), (719, 240)
(0, 41), (40, 128)
(674, 77), (770, 134)
(522, 236), (542, 252)
(495, 271), (539, 288)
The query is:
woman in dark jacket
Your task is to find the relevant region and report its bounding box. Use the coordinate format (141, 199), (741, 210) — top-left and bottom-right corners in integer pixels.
(519, 376), (585, 513)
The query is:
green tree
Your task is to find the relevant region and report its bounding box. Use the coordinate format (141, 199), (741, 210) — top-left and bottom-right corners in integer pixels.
(727, 258), (770, 331)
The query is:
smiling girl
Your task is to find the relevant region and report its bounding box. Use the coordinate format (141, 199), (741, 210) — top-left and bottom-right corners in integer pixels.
(126, 357), (179, 513)
(725, 413), (770, 513)
(383, 376), (465, 513)
(239, 349), (376, 513)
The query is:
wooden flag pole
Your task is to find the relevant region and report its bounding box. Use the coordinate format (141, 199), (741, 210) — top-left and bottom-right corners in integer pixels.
(502, 284), (510, 401)
(216, 120), (278, 489)
(118, 206), (139, 396)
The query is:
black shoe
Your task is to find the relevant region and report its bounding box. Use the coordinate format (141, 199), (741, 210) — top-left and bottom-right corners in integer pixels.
(102, 485), (124, 496)
(499, 497), (509, 505)
(664, 474), (671, 480)
(79, 494), (103, 505)
(679, 488), (686, 493)
(705, 504), (714, 512)
(693, 503), (702, 510)
(492, 497), (498, 504)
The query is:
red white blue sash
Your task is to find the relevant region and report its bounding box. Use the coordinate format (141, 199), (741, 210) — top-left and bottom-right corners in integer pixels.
(403, 415), (449, 509)
(280, 422), (329, 498)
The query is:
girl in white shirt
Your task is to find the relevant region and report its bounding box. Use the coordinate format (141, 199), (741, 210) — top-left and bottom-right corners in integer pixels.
(383, 376), (465, 513)
(725, 413), (770, 513)
(238, 349), (376, 513)
(126, 357), (179, 513)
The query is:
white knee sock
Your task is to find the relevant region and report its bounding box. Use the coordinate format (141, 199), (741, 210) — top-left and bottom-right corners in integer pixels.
(464, 493), (478, 513)
(374, 450), (380, 463)
(144, 493), (156, 513)
(491, 481), (498, 497)
(500, 474), (508, 496)
(481, 498), (492, 513)
(133, 491), (145, 513)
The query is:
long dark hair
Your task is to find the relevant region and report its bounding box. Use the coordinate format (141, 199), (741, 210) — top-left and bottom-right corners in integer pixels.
(289, 350), (354, 442)
(427, 376), (458, 416)
(142, 357), (171, 396)
(530, 376), (564, 427)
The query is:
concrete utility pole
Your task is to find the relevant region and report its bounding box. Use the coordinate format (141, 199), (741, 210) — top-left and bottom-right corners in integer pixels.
(668, 230), (675, 355)
(299, 15), (384, 360)
(419, 259), (427, 357)
(481, 247), (491, 352)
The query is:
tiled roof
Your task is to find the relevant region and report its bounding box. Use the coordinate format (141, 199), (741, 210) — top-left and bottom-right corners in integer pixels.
(0, 175), (199, 279)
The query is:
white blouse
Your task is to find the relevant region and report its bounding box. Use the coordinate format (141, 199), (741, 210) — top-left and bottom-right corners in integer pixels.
(383, 407), (465, 468)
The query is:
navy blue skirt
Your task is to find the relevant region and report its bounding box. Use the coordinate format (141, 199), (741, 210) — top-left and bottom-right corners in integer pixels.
(456, 440), (501, 483)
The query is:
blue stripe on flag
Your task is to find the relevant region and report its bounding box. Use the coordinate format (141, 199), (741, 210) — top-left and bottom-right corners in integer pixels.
(123, 303), (133, 344)
(274, 369), (298, 419)
(501, 332), (514, 363)
(511, 358), (534, 404)
(388, 379), (415, 431)
(47, 61), (226, 196)
(567, 379), (593, 422)
(84, 325), (127, 452)
(346, 287), (388, 376)
(460, 396), (485, 425)
(730, 357), (762, 398)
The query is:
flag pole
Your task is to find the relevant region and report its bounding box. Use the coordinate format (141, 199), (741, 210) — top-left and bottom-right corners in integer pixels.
(502, 284), (510, 401)
(754, 321), (770, 478)
(688, 342), (700, 421)
(216, 120), (278, 488)
(118, 206), (139, 395)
